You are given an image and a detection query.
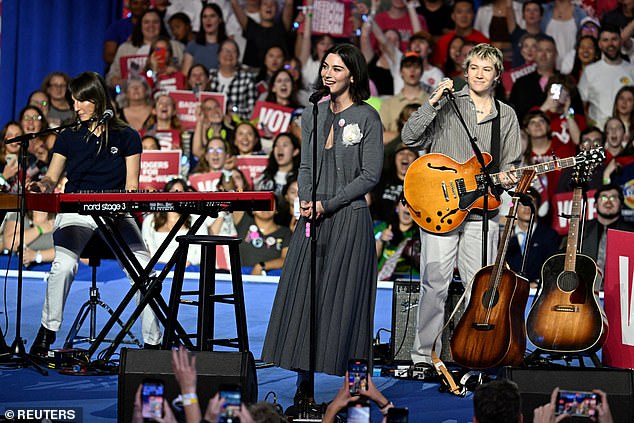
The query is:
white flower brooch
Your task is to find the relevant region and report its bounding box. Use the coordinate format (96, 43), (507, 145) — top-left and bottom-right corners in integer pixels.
(341, 123), (363, 146)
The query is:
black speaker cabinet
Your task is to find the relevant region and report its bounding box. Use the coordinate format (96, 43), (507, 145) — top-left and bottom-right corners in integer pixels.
(391, 280), (465, 363)
(391, 280), (419, 362)
(118, 348), (257, 422)
(501, 366), (634, 423)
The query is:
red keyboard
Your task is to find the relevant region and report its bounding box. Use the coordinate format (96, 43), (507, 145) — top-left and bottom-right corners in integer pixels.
(24, 191), (275, 214)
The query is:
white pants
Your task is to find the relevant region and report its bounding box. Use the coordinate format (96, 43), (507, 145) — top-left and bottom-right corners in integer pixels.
(411, 219), (499, 364)
(41, 213), (162, 345)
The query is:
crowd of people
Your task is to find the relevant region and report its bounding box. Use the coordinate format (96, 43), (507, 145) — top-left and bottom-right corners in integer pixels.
(2, 0), (634, 420)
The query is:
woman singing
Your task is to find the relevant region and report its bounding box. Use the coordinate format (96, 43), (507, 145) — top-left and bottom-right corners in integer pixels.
(261, 44), (383, 381)
(29, 72), (161, 356)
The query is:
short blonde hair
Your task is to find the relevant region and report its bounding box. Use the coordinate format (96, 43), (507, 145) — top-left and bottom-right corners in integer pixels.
(464, 43), (504, 77)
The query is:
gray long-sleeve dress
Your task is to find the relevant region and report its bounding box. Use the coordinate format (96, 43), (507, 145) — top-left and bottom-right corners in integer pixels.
(261, 100), (383, 376)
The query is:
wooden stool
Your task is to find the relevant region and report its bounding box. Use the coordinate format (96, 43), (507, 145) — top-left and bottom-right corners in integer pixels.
(164, 235), (249, 352)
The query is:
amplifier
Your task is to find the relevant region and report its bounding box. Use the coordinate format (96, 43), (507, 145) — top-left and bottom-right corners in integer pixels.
(391, 280), (419, 362)
(391, 279), (465, 363)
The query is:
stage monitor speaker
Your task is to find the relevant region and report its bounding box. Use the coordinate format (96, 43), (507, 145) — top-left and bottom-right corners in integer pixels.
(501, 366), (634, 423)
(391, 280), (465, 363)
(118, 348), (257, 422)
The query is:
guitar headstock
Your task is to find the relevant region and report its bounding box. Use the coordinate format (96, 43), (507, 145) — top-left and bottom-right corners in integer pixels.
(572, 146), (605, 185)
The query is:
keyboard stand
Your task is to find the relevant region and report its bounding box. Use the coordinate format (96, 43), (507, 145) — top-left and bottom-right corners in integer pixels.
(87, 213), (209, 362)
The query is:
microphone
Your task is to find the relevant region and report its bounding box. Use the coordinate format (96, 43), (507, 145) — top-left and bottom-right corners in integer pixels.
(442, 88), (455, 101)
(309, 87), (330, 104)
(95, 109), (114, 126)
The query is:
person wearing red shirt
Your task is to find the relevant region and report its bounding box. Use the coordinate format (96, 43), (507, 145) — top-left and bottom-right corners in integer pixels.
(432, 0), (489, 70)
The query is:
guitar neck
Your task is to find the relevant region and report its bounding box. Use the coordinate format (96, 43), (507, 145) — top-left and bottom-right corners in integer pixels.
(564, 187), (584, 272)
(491, 157), (576, 185)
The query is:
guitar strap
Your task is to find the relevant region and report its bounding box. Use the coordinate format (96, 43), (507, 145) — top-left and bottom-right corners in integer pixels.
(489, 99), (501, 174)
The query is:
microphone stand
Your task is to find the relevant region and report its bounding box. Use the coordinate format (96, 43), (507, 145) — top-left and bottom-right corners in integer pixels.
(307, 97), (320, 403)
(443, 91), (497, 267)
(4, 119), (81, 374)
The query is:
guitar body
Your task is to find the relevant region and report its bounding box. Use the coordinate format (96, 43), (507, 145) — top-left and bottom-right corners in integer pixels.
(527, 253), (608, 353)
(450, 265), (530, 369)
(403, 153), (500, 234)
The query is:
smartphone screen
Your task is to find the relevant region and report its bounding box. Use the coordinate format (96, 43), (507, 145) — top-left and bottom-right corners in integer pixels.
(347, 400), (370, 423)
(219, 384), (241, 416)
(555, 390), (597, 417)
(348, 359), (368, 395)
(141, 379), (164, 420)
(387, 407), (409, 423)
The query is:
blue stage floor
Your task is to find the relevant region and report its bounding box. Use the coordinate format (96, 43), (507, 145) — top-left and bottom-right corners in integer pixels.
(0, 260), (476, 422)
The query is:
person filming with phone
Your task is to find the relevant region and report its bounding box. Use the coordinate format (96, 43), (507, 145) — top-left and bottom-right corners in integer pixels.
(533, 387), (614, 423)
(323, 370), (402, 423)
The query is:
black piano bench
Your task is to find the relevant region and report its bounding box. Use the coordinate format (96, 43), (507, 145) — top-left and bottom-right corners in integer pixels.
(163, 235), (249, 352)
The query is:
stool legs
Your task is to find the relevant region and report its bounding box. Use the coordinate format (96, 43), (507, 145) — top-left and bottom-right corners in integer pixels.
(165, 236), (250, 352)
(164, 244), (189, 349)
(228, 243), (249, 352)
(198, 244), (217, 351)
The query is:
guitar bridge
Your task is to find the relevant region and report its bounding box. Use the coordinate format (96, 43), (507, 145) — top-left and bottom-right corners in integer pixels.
(471, 323), (494, 331)
(552, 305), (579, 312)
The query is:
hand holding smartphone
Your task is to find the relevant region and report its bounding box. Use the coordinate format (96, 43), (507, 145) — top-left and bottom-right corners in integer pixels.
(348, 359), (368, 396)
(555, 390), (598, 418)
(141, 378), (165, 421)
(219, 383), (241, 420)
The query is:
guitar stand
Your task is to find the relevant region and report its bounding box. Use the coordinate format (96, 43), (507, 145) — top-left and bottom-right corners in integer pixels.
(524, 349), (602, 368)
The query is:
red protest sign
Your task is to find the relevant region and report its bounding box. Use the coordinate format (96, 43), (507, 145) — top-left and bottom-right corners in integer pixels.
(120, 55), (147, 80)
(296, 0), (355, 38)
(603, 229), (634, 368)
(251, 101), (294, 139)
(169, 91), (227, 131)
(550, 189), (597, 235)
(236, 155), (269, 188)
(188, 171), (222, 192)
(139, 150), (181, 191)
(169, 90), (197, 131)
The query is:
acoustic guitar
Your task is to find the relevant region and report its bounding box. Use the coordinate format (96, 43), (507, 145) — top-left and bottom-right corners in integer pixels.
(403, 149), (601, 234)
(449, 169), (534, 369)
(526, 151), (608, 354)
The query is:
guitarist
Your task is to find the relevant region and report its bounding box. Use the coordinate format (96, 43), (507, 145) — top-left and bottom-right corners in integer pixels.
(401, 43), (522, 365)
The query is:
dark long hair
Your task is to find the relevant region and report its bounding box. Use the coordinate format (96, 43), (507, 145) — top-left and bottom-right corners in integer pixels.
(259, 132), (300, 182)
(264, 69), (301, 109)
(313, 43), (370, 103)
(612, 85), (634, 133)
(153, 178), (192, 230)
(131, 9), (170, 47)
(570, 35), (599, 82)
(69, 72), (129, 150)
(195, 3), (228, 45)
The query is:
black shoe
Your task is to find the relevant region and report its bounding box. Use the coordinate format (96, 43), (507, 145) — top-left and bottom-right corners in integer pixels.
(30, 326), (56, 357)
(293, 380), (314, 408)
(143, 343), (161, 350)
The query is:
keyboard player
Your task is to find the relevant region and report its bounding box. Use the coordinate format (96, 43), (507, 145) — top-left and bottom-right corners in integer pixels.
(27, 72), (162, 356)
